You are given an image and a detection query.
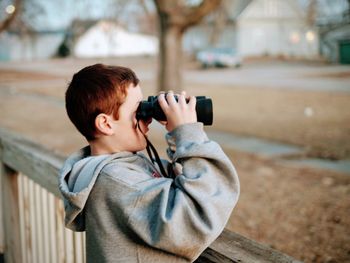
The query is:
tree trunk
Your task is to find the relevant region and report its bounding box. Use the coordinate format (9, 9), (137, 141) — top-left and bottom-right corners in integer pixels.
(158, 17), (183, 92)
(154, 0), (222, 92)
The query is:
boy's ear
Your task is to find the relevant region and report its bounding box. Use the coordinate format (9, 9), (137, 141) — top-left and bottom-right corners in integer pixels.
(95, 113), (115, 136)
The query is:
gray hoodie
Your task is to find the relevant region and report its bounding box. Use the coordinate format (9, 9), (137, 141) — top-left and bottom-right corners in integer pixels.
(59, 123), (240, 263)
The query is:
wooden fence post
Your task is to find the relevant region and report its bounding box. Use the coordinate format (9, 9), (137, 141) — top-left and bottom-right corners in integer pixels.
(1, 163), (22, 263)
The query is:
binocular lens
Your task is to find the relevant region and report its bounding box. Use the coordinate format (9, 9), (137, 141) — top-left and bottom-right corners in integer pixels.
(136, 95), (213, 125)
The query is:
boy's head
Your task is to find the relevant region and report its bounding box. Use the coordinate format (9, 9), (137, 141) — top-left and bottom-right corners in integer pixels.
(66, 63), (139, 141)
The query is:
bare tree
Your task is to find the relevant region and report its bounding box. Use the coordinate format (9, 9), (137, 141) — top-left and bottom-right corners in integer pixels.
(209, 1), (228, 46)
(0, 0), (22, 34)
(138, 0), (157, 34)
(154, 0), (221, 92)
(306, 0), (317, 26)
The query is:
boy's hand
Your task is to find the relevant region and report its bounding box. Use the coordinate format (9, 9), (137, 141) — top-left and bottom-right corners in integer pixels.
(158, 91), (197, 132)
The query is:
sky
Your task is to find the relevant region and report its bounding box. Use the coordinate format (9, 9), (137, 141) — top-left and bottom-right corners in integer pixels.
(1, 0), (349, 31)
(22, 0), (138, 29)
(0, 0), (151, 30)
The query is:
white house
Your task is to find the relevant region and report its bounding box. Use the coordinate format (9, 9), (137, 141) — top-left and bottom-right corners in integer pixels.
(183, 0), (252, 53)
(316, 0), (350, 63)
(237, 0), (319, 59)
(0, 30), (65, 61)
(73, 20), (158, 58)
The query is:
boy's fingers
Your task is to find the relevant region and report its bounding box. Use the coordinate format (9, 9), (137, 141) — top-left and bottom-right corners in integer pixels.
(188, 95), (196, 110)
(158, 93), (169, 111)
(166, 91), (177, 106)
(178, 91), (186, 107)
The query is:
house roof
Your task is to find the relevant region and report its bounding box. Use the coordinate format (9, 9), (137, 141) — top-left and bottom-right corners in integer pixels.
(203, 0), (252, 23)
(238, 0), (305, 20)
(68, 19), (99, 39)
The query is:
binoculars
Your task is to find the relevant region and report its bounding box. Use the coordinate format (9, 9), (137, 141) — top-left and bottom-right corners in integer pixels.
(136, 95), (213, 125)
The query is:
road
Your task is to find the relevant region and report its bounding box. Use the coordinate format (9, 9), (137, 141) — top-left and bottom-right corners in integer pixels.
(1, 57), (350, 93)
(184, 62), (350, 93)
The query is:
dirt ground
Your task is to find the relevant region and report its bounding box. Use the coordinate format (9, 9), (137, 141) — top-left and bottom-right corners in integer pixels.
(0, 58), (350, 262)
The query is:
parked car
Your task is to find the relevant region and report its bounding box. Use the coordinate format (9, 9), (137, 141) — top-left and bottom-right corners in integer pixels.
(196, 47), (242, 68)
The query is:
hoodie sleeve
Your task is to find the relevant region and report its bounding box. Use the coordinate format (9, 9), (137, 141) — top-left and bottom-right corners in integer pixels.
(114, 122), (240, 260)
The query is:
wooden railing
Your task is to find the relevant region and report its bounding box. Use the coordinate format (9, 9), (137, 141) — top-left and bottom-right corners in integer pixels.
(0, 128), (301, 263)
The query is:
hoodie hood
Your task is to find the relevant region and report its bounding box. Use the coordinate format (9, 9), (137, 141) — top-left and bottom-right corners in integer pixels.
(58, 146), (134, 231)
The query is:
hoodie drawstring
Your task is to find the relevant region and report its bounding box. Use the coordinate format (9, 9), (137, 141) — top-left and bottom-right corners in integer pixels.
(136, 121), (168, 178)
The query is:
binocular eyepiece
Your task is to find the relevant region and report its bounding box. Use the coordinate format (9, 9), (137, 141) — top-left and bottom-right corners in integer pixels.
(136, 95), (213, 125)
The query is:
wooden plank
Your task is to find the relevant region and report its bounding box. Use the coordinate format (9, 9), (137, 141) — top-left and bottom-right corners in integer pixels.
(22, 175), (32, 263)
(1, 164), (22, 263)
(82, 232), (86, 263)
(73, 232), (84, 263)
(64, 228), (75, 263)
(196, 247), (239, 263)
(35, 183), (44, 263)
(28, 179), (38, 263)
(18, 174), (27, 263)
(0, 128), (65, 197)
(208, 229), (302, 263)
(55, 198), (65, 263)
(48, 192), (57, 263)
(41, 187), (50, 263)
(0, 159), (3, 254)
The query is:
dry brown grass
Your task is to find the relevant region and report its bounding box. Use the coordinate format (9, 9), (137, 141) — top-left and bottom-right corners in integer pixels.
(184, 84), (350, 160)
(224, 150), (350, 263)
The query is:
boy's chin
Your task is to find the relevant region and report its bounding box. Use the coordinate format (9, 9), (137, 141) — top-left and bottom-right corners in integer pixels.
(134, 138), (148, 152)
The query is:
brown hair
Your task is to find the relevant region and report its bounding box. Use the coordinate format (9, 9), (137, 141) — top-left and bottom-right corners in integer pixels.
(65, 64), (139, 141)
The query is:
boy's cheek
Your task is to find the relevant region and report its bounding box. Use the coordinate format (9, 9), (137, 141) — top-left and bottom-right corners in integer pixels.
(138, 120), (149, 134)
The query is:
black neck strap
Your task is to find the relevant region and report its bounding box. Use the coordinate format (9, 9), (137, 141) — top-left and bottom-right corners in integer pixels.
(136, 121), (168, 178)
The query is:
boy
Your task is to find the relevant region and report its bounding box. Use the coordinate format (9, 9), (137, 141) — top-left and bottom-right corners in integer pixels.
(59, 64), (239, 263)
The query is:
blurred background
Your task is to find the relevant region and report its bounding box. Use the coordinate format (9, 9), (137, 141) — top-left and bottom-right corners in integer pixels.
(0, 0), (350, 262)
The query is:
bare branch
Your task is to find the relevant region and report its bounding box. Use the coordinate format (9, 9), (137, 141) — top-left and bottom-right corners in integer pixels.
(154, 0), (222, 30)
(181, 0), (222, 29)
(0, 0), (22, 34)
(306, 0), (317, 26)
(139, 0), (152, 17)
(209, 0), (227, 45)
